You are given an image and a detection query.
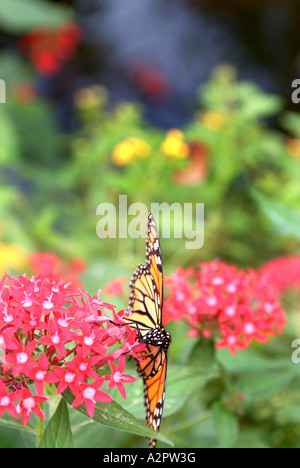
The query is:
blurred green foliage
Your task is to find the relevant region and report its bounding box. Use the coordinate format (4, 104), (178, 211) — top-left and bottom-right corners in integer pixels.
(0, 0), (72, 34)
(2, 64), (300, 273)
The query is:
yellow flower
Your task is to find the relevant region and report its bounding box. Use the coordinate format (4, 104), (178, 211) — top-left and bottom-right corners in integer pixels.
(286, 139), (300, 159)
(111, 141), (134, 166)
(0, 242), (28, 275)
(111, 138), (150, 166)
(161, 129), (189, 158)
(202, 111), (225, 131)
(127, 138), (151, 159)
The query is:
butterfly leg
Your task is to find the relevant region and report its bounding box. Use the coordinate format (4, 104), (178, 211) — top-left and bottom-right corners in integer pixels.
(135, 323), (160, 361)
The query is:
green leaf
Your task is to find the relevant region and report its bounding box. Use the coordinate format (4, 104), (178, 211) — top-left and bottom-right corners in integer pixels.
(235, 371), (295, 406)
(280, 111), (300, 139)
(163, 365), (217, 418)
(0, 0), (72, 33)
(278, 406), (300, 424)
(119, 364), (217, 420)
(62, 389), (173, 447)
(252, 190), (300, 241)
(217, 348), (291, 374)
(188, 338), (216, 372)
(0, 415), (35, 434)
(38, 399), (74, 448)
(0, 107), (19, 164)
(237, 83), (283, 119)
(212, 402), (239, 448)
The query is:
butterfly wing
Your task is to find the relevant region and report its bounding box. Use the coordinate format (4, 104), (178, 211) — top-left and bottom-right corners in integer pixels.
(146, 213), (164, 315)
(138, 346), (168, 448)
(124, 213), (170, 448)
(124, 266), (161, 336)
(124, 213), (163, 335)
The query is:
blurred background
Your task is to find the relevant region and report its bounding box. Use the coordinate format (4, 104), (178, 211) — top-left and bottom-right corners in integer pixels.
(1, 0), (300, 448)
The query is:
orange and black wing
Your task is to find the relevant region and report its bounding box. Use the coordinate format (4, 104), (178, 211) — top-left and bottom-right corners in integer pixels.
(124, 213), (163, 336)
(123, 213), (169, 448)
(146, 213), (163, 313)
(138, 345), (168, 448)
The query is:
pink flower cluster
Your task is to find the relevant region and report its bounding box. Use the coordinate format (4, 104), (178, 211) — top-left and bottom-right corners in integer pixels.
(164, 261), (287, 355)
(0, 273), (139, 425)
(29, 252), (86, 288)
(258, 255), (300, 296)
(103, 277), (127, 299)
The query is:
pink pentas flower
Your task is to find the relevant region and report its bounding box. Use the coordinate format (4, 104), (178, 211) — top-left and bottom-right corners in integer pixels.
(105, 355), (136, 399)
(18, 308), (48, 334)
(215, 324), (246, 355)
(72, 379), (113, 418)
(0, 381), (20, 419)
(24, 354), (59, 395)
(64, 352), (100, 386)
(0, 326), (19, 352)
(0, 267), (139, 426)
(258, 255), (300, 296)
(103, 277), (127, 298)
(164, 267), (196, 323)
(70, 290), (116, 325)
(39, 318), (74, 357)
(52, 367), (78, 395)
(0, 301), (22, 329)
(17, 387), (48, 425)
(73, 321), (106, 358)
(29, 252), (86, 288)
(5, 340), (38, 378)
(164, 260), (287, 355)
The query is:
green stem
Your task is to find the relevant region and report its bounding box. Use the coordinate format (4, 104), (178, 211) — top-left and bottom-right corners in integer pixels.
(36, 403), (44, 447)
(217, 360), (234, 395)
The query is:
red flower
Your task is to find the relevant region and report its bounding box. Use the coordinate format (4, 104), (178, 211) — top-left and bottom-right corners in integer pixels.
(52, 367), (78, 395)
(0, 326), (19, 352)
(40, 318), (77, 358)
(65, 352), (100, 386)
(72, 379), (113, 418)
(129, 61), (170, 100)
(164, 267), (196, 323)
(103, 277), (127, 298)
(17, 387), (48, 425)
(105, 355), (136, 399)
(29, 252), (86, 288)
(73, 321), (106, 358)
(215, 325), (246, 355)
(164, 260), (287, 355)
(24, 354), (59, 395)
(19, 22), (82, 77)
(258, 255), (300, 296)
(5, 340), (38, 378)
(0, 381), (20, 419)
(173, 141), (209, 186)
(0, 270), (138, 426)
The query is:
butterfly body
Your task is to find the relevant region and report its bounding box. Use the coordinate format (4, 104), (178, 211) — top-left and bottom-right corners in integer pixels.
(142, 325), (172, 352)
(123, 213), (171, 448)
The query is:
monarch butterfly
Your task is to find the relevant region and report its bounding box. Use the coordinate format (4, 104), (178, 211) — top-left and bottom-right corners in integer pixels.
(123, 212), (171, 448)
